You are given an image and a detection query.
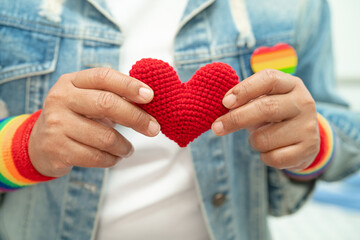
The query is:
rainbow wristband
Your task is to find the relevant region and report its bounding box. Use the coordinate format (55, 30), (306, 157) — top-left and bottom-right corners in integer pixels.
(0, 110), (55, 192)
(283, 113), (335, 181)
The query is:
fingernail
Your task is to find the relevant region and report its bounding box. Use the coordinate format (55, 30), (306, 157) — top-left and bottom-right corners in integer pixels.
(223, 94), (237, 108)
(125, 146), (134, 158)
(212, 121), (224, 134)
(148, 120), (160, 136)
(139, 87), (153, 101)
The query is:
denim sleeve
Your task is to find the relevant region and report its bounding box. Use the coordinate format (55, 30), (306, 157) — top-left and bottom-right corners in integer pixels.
(268, 0), (360, 216)
(295, 0), (360, 181)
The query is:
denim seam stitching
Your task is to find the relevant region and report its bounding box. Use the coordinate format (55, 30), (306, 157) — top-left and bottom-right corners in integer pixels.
(0, 20), (123, 44)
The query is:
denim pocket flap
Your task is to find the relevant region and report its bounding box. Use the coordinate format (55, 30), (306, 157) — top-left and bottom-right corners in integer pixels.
(0, 26), (60, 84)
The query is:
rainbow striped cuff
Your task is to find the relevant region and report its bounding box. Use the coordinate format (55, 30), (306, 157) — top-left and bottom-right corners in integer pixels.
(284, 113), (335, 181)
(0, 110), (55, 192)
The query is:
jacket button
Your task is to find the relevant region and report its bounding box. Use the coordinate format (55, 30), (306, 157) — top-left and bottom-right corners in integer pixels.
(212, 193), (226, 207)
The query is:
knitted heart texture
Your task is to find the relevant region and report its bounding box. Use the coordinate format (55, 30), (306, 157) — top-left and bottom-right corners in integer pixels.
(129, 58), (239, 147)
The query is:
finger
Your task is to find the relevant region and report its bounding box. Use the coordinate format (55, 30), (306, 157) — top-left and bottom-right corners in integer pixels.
(260, 136), (319, 170)
(62, 138), (121, 168)
(67, 88), (160, 137)
(70, 68), (154, 104)
(248, 120), (303, 153)
(213, 94), (300, 135)
(94, 117), (116, 128)
(260, 143), (310, 170)
(285, 164), (311, 172)
(65, 113), (134, 158)
(223, 69), (299, 109)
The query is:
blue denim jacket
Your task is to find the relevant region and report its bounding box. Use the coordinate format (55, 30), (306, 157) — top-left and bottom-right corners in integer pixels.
(1, 0), (360, 239)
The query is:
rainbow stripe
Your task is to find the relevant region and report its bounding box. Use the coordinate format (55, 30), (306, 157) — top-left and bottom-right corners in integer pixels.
(250, 43), (298, 74)
(0, 111), (54, 191)
(284, 113), (335, 180)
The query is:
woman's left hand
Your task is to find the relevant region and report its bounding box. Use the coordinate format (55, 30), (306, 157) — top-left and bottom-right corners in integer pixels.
(211, 69), (320, 171)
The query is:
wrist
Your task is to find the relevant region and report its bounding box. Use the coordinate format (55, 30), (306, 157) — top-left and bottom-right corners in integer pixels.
(0, 110), (56, 192)
(283, 113), (335, 181)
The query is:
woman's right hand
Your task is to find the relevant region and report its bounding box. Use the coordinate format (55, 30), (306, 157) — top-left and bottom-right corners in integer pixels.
(28, 68), (160, 178)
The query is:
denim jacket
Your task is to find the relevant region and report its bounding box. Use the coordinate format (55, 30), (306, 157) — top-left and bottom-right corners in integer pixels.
(1, 0), (360, 239)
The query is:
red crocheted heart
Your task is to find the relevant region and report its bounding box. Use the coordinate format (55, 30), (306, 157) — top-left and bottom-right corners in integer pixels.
(130, 58), (239, 147)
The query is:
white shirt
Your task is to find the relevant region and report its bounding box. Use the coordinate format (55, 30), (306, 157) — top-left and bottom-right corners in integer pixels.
(96, 1), (210, 239)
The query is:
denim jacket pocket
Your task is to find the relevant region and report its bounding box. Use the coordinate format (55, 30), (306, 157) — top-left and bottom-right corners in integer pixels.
(0, 23), (60, 85)
(0, 20), (60, 115)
